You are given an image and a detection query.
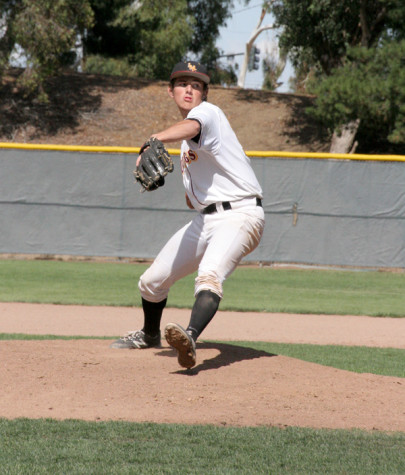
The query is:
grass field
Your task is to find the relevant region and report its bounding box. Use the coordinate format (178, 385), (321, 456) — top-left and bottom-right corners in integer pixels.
(1, 259), (405, 316)
(0, 419), (404, 474)
(1, 258), (404, 474)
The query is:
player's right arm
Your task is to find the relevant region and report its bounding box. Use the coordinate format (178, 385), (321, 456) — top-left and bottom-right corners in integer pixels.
(136, 119), (200, 167)
(152, 119), (200, 144)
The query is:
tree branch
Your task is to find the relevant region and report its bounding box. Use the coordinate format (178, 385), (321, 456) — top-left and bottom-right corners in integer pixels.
(359, 0), (370, 47)
(238, 7), (274, 88)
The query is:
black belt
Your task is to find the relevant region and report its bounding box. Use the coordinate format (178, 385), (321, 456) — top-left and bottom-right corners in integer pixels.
(201, 197), (262, 215)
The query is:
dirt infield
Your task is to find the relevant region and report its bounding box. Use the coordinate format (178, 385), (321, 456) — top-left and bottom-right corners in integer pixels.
(0, 302), (404, 431)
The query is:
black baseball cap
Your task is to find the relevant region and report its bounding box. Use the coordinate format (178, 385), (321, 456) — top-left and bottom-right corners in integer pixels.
(170, 61), (210, 84)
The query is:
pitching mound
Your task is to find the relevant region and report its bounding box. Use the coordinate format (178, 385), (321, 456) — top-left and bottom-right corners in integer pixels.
(0, 303), (404, 431)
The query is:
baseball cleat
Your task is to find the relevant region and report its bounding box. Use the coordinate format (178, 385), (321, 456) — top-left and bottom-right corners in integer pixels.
(165, 323), (196, 369)
(110, 329), (161, 349)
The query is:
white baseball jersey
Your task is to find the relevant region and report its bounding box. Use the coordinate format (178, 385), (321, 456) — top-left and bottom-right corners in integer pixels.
(180, 101), (263, 211)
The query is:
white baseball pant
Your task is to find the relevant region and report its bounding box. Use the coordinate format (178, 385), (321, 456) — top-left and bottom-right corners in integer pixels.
(139, 200), (265, 302)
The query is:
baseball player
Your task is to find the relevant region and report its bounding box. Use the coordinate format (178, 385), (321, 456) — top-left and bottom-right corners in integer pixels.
(111, 60), (265, 369)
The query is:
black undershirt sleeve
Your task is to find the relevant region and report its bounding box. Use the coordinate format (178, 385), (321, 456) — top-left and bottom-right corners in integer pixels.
(186, 118), (202, 143)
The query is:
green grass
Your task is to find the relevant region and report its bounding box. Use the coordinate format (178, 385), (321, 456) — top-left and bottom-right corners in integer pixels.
(225, 341), (405, 378)
(222, 266), (405, 316)
(0, 259), (143, 306)
(0, 419), (404, 474)
(1, 258), (404, 473)
(1, 259), (405, 316)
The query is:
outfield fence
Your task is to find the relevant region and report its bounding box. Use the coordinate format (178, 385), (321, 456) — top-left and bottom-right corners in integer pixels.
(1, 143), (405, 268)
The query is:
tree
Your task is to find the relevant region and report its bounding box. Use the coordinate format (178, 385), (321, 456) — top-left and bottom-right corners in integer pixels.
(262, 41), (287, 91)
(308, 40), (405, 151)
(85, 0), (235, 83)
(271, 0), (405, 152)
(187, 0), (234, 64)
(0, 0), (237, 98)
(1, 0), (94, 100)
(131, 0), (195, 79)
(237, 4), (274, 88)
(85, 0), (141, 58)
(0, 1), (18, 72)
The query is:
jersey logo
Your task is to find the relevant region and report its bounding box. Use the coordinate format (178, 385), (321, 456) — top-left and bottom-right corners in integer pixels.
(181, 149), (198, 173)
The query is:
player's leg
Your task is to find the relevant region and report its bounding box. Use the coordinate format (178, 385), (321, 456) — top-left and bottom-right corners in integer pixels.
(195, 207), (265, 300)
(110, 297), (167, 349)
(165, 208), (264, 367)
(192, 208), (265, 334)
(164, 290), (220, 368)
(186, 290), (220, 341)
(112, 216), (206, 349)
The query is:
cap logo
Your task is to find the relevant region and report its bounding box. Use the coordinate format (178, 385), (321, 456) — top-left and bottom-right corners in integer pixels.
(188, 62), (197, 72)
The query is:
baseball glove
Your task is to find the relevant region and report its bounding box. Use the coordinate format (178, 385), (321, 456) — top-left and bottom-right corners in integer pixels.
(134, 138), (173, 191)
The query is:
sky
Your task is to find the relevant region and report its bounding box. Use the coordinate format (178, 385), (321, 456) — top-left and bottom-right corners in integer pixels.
(216, 1), (293, 92)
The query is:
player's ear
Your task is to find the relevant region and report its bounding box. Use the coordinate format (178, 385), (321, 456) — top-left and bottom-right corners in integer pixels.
(202, 85), (209, 101)
(167, 85), (174, 98)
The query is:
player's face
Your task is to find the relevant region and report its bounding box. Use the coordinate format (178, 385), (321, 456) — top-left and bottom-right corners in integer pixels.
(169, 77), (206, 115)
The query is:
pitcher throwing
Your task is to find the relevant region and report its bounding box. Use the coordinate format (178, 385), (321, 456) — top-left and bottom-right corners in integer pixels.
(111, 60), (265, 369)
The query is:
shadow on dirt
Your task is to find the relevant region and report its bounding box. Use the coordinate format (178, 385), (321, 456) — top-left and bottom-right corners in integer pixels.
(158, 341), (276, 375)
(0, 69), (151, 140)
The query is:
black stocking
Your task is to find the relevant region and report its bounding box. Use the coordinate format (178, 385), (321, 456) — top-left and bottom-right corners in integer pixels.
(142, 297), (167, 337)
(187, 290), (220, 341)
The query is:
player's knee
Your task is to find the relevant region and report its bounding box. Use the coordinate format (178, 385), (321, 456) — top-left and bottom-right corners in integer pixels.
(195, 289), (221, 313)
(138, 269), (169, 303)
(195, 271), (223, 299)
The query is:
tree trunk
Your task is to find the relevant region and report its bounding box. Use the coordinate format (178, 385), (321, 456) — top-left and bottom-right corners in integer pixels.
(237, 7), (274, 88)
(237, 43), (252, 88)
(329, 119), (360, 153)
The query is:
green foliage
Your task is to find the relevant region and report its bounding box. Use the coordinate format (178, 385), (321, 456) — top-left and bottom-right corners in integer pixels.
(86, 0), (141, 57)
(84, 54), (137, 77)
(87, 0), (195, 81)
(271, 0), (405, 150)
(135, 0), (194, 80)
(187, 0), (236, 83)
(307, 40), (405, 150)
(272, 0), (402, 74)
(0, 1), (17, 71)
(272, 0), (358, 74)
(262, 49), (287, 91)
(9, 0), (94, 100)
(187, 0), (233, 55)
(207, 56), (238, 86)
(0, 419), (404, 474)
(0, 0), (236, 101)
(85, 0), (236, 83)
